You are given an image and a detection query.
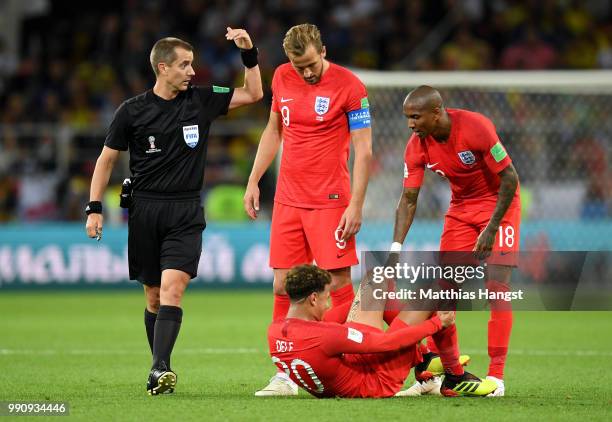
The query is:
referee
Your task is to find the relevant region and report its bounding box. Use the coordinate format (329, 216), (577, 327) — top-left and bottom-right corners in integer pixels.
(85, 28), (263, 395)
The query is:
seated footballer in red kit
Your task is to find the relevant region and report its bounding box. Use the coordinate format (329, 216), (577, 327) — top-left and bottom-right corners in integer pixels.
(267, 265), (497, 398)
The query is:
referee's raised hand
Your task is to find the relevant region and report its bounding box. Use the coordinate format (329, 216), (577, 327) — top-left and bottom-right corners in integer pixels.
(225, 27), (253, 50)
(86, 213), (103, 241)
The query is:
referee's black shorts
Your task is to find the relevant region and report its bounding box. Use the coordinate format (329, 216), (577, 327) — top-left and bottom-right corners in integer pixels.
(128, 190), (206, 286)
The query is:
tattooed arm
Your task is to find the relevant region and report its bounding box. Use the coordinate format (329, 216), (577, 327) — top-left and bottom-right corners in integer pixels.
(473, 164), (519, 259)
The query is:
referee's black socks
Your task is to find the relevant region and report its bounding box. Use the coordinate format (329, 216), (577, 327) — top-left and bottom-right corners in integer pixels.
(144, 308), (157, 353)
(152, 305), (183, 370)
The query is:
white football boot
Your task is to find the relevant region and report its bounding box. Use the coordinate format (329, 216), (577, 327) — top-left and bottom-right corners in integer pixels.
(395, 376), (442, 397)
(254, 373), (299, 397)
(486, 376), (505, 397)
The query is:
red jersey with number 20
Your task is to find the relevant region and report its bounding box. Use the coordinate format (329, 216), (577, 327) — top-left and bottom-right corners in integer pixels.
(272, 62), (368, 209)
(268, 317), (442, 398)
(403, 109), (520, 211)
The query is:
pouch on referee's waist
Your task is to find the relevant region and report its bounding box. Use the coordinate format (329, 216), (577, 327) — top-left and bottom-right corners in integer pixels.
(119, 178), (133, 209)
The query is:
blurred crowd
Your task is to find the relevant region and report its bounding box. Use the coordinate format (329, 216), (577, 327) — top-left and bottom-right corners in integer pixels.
(0, 0), (611, 222)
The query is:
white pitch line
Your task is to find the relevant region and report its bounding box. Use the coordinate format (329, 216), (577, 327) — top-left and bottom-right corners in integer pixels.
(0, 348), (260, 356)
(1, 348), (611, 357)
(460, 349), (612, 357)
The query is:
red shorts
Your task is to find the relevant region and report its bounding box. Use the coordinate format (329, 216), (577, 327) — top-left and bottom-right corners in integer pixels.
(342, 319), (421, 398)
(269, 202), (358, 270)
(440, 206), (521, 266)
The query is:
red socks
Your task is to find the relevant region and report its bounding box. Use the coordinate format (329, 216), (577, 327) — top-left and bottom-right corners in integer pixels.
(488, 309), (513, 379)
(426, 336), (439, 354)
(286, 284), (355, 324)
(330, 283), (355, 308)
(272, 294), (291, 322)
(322, 301), (351, 323)
(383, 308), (400, 326)
(486, 280), (513, 379)
(322, 284), (355, 323)
(418, 342), (431, 355)
(272, 294), (291, 374)
(431, 324), (464, 375)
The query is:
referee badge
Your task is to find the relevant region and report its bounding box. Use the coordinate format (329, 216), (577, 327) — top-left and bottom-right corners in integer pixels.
(182, 125), (199, 148)
(146, 135), (162, 154)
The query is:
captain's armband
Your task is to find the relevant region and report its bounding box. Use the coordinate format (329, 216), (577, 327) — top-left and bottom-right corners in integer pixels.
(347, 108), (371, 131)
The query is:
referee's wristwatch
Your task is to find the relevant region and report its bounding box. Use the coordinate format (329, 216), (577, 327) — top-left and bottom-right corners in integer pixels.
(85, 201), (102, 215)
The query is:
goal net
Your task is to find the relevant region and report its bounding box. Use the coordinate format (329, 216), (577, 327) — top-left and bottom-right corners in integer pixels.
(355, 70), (612, 222)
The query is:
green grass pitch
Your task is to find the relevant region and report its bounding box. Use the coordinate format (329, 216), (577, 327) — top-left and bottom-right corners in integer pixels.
(1, 290), (611, 421)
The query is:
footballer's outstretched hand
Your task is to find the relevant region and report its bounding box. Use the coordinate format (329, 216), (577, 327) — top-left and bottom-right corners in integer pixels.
(226, 27), (253, 50)
(437, 311), (456, 328)
(244, 181), (260, 220)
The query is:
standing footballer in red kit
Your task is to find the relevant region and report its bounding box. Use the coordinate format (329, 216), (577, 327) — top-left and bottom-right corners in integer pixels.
(245, 23), (372, 396)
(392, 86), (520, 397)
(267, 265), (497, 398)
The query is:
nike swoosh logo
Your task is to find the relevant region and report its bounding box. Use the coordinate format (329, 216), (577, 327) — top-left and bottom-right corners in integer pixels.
(280, 98), (293, 103)
(500, 251), (511, 256)
(426, 162), (438, 169)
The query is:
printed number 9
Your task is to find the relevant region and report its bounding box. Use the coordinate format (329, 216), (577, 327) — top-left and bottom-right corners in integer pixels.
(335, 228), (347, 250)
(281, 106), (290, 127)
(498, 225), (515, 248)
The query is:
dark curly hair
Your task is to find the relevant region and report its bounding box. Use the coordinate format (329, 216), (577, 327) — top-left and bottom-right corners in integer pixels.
(285, 265), (332, 302)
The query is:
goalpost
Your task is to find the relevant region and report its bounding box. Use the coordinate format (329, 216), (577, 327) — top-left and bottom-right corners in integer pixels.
(354, 70), (612, 222)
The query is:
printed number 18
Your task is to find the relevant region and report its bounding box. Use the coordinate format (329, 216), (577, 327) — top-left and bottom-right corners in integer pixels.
(498, 225), (515, 248)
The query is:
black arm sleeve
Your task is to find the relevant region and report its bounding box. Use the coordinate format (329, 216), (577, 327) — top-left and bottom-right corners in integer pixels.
(104, 102), (131, 151)
(194, 86), (235, 118)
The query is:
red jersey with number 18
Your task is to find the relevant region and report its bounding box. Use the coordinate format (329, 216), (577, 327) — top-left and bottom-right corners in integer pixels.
(403, 108), (520, 211)
(271, 62), (368, 209)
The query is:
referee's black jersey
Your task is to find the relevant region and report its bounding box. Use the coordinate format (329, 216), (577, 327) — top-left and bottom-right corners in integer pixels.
(104, 85), (234, 193)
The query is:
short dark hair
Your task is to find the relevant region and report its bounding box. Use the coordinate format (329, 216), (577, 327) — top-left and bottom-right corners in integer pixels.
(150, 37), (194, 76)
(285, 265), (331, 302)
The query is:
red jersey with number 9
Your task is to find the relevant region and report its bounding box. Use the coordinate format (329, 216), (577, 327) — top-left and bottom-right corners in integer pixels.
(271, 62), (368, 209)
(403, 108), (520, 211)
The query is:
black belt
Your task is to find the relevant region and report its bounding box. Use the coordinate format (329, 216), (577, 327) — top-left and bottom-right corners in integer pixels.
(132, 190), (200, 200)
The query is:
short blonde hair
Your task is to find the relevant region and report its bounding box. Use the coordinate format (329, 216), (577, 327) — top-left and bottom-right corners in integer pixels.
(150, 37), (193, 76)
(282, 23), (323, 57)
